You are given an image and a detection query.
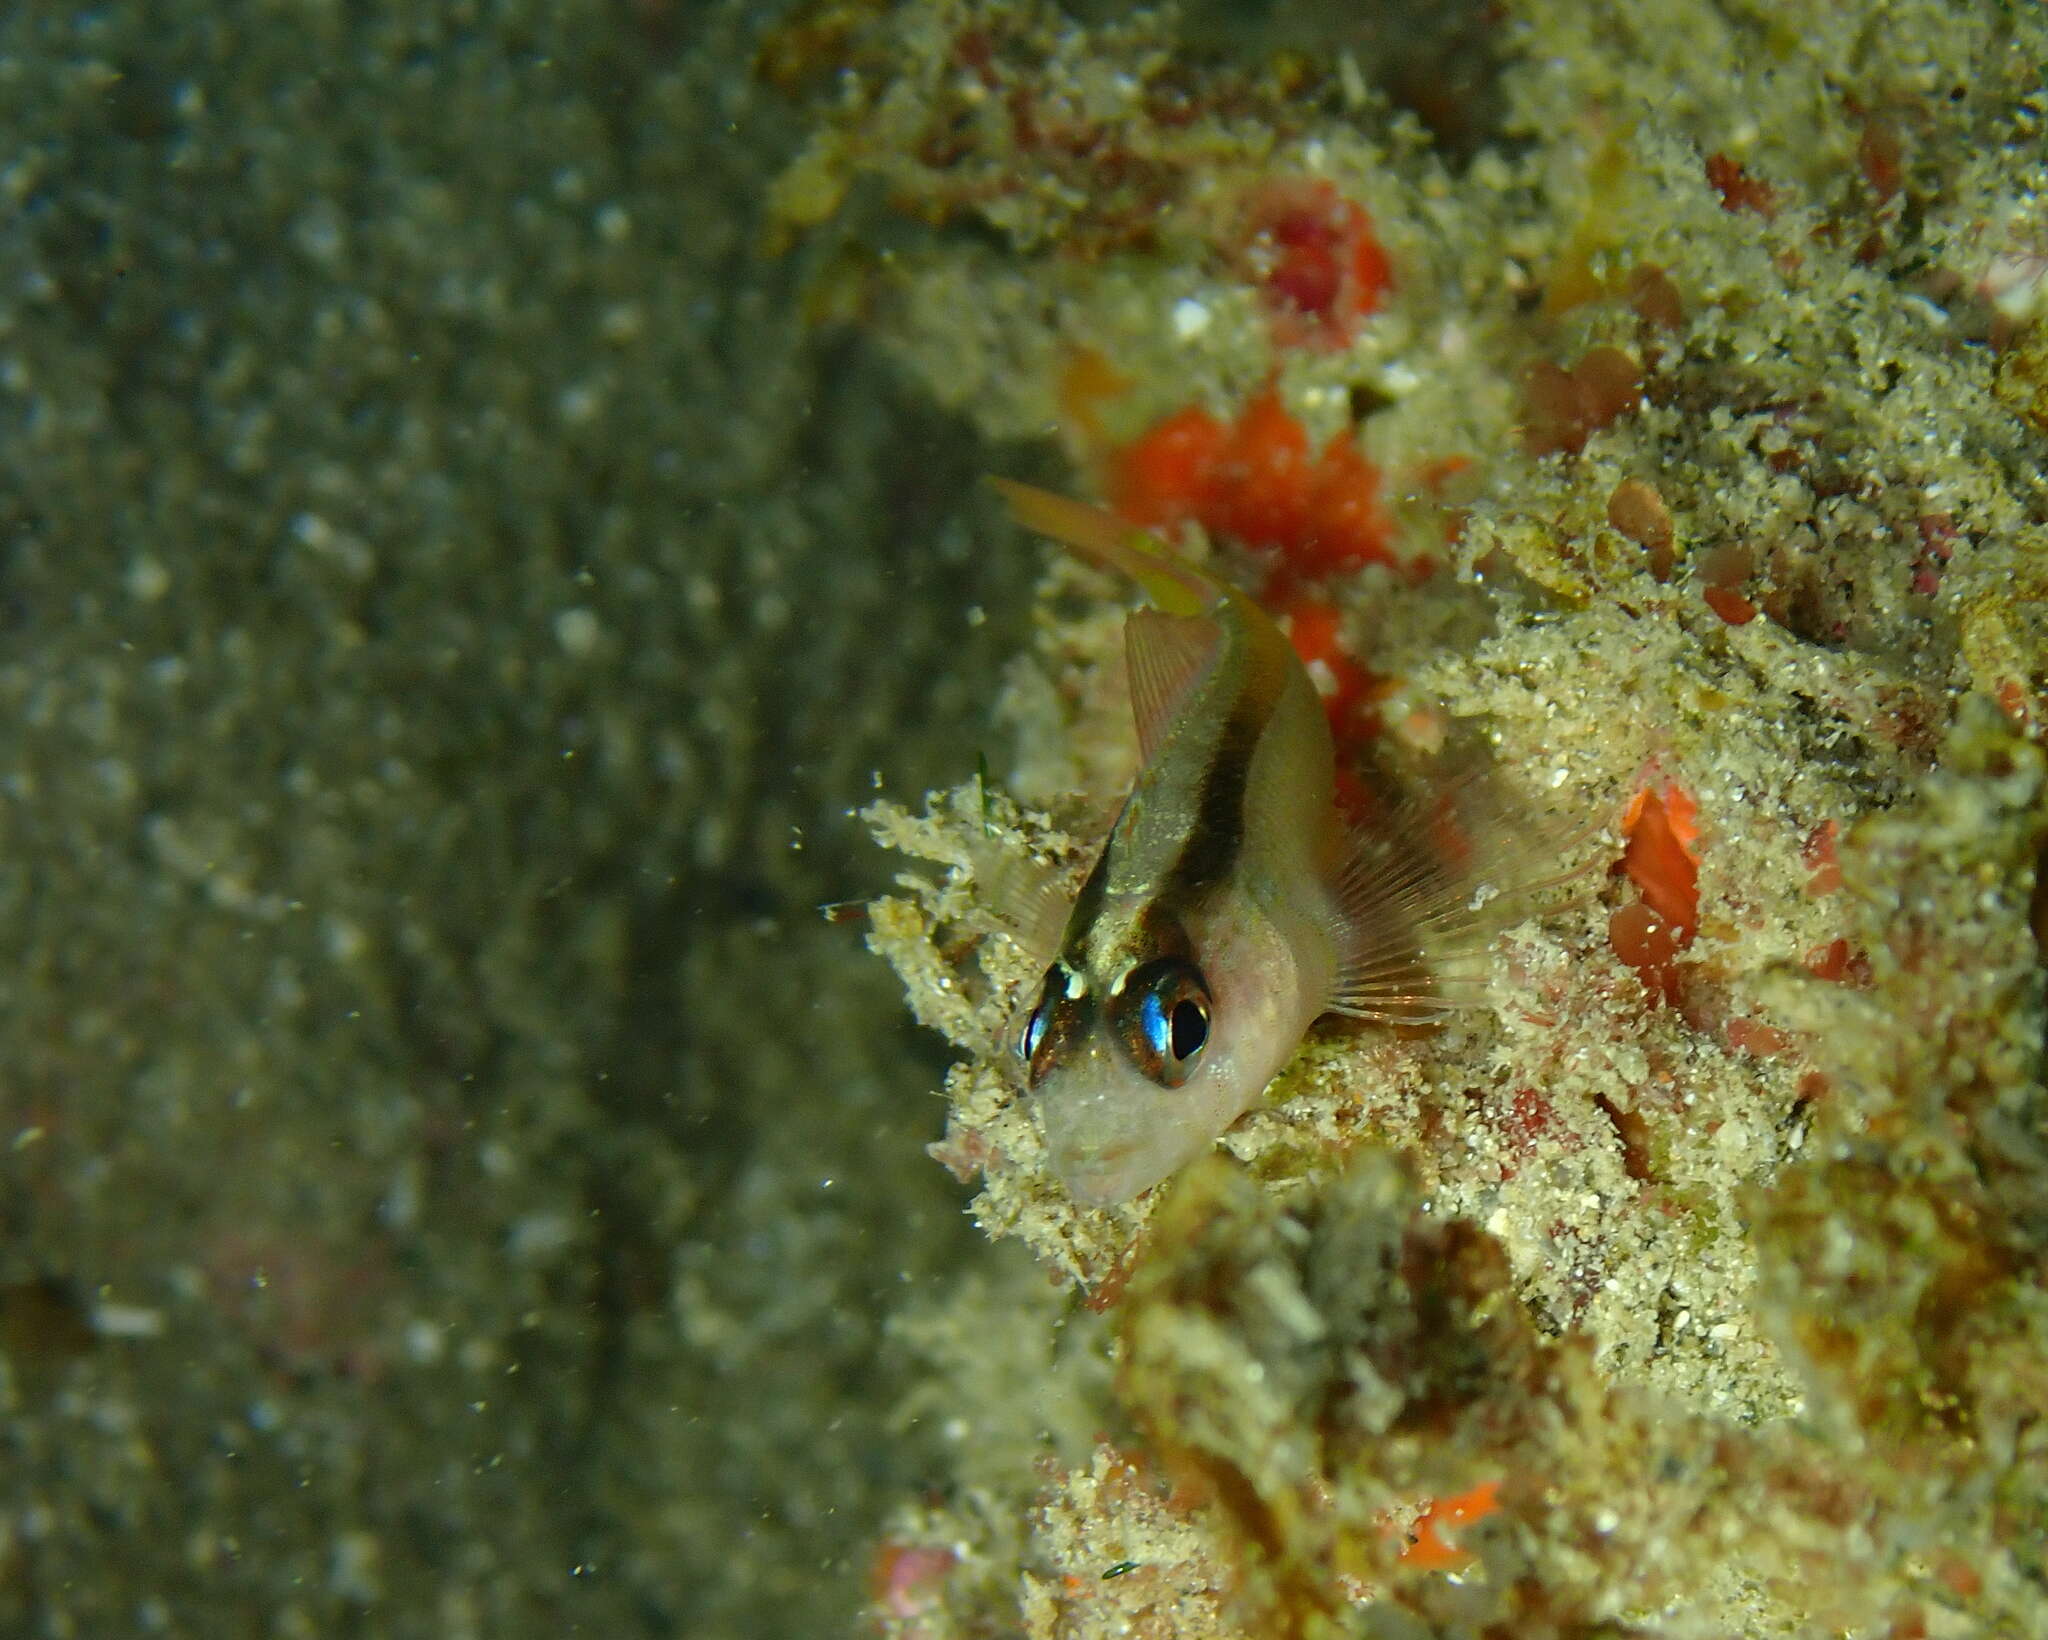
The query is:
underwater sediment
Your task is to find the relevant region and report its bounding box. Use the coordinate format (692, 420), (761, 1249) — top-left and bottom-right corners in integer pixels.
(809, 1), (2048, 1634)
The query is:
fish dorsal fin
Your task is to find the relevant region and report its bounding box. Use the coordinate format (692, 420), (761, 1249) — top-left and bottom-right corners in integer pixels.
(1125, 608), (1220, 764)
(1324, 767), (1579, 1023)
(990, 478), (1223, 618)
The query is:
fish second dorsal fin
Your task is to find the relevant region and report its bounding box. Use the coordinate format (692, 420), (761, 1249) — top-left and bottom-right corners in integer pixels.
(1124, 607), (1220, 764)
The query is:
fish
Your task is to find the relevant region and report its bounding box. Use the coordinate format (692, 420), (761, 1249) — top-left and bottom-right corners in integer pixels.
(991, 478), (1551, 1207)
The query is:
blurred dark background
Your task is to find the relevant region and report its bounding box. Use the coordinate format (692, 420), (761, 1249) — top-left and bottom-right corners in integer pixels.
(0, 3), (1037, 1633)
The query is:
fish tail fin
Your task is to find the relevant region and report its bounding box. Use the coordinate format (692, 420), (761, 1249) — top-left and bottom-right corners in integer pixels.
(990, 478), (1220, 619)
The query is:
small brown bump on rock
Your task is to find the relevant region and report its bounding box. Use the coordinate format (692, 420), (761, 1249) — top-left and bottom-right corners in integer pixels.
(1626, 264), (1685, 331)
(1575, 346), (1642, 425)
(1700, 541), (1754, 588)
(1700, 541), (1759, 623)
(1520, 347), (1643, 456)
(1521, 359), (1584, 456)
(1608, 477), (1674, 579)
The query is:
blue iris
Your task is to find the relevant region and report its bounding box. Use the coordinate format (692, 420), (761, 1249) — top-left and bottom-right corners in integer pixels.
(1137, 990), (1170, 1058)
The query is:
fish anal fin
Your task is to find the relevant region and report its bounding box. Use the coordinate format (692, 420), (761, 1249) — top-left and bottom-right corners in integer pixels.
(1125, 608), (1220, 765)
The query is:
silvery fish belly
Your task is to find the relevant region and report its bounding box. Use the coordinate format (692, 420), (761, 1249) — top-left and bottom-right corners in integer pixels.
(994, 480), (1549, 1208)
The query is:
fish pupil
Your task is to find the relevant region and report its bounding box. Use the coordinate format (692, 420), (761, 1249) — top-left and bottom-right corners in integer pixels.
(1170, 998), (1208, 1060)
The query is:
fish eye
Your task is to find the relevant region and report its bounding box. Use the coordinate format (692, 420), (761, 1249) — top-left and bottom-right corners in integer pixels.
(1018, 965), (1068, 1067)
(1019, 998), (1048, 1063)
(1114, 958), (1212, 1088)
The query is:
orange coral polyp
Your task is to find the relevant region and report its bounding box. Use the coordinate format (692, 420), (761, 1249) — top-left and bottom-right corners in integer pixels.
(1244, 178), (1394, 349)
(1348, 225), (1393, 314)
(1280, 597), (1345, 674)
(1279, 595), (1380, 745)
(1299, 431), (1390, 574)
(1609, 899), (1683, 970)
(1613, 781), (1702, 1003)
(1208, 387), (1313, 545)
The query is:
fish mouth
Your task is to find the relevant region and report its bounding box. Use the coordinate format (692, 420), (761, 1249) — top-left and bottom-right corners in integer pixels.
(1048, 1138), (1146, 1207)
(1053, 1139), (1130, 1175)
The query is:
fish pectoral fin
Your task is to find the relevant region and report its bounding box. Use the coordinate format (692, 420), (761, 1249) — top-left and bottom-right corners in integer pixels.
(1324, 764), (1569, 1022)
(1324, 816), (1483, 1022)
(1125, 608), (1221, 764)
(969, 839), (1074, 967)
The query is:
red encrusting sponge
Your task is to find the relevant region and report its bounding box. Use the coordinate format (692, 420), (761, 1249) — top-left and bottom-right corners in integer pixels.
(1610, 781), (1702, 1003)
(1110, 386), (1397, 581)
(1241, 178), (1394, 351)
